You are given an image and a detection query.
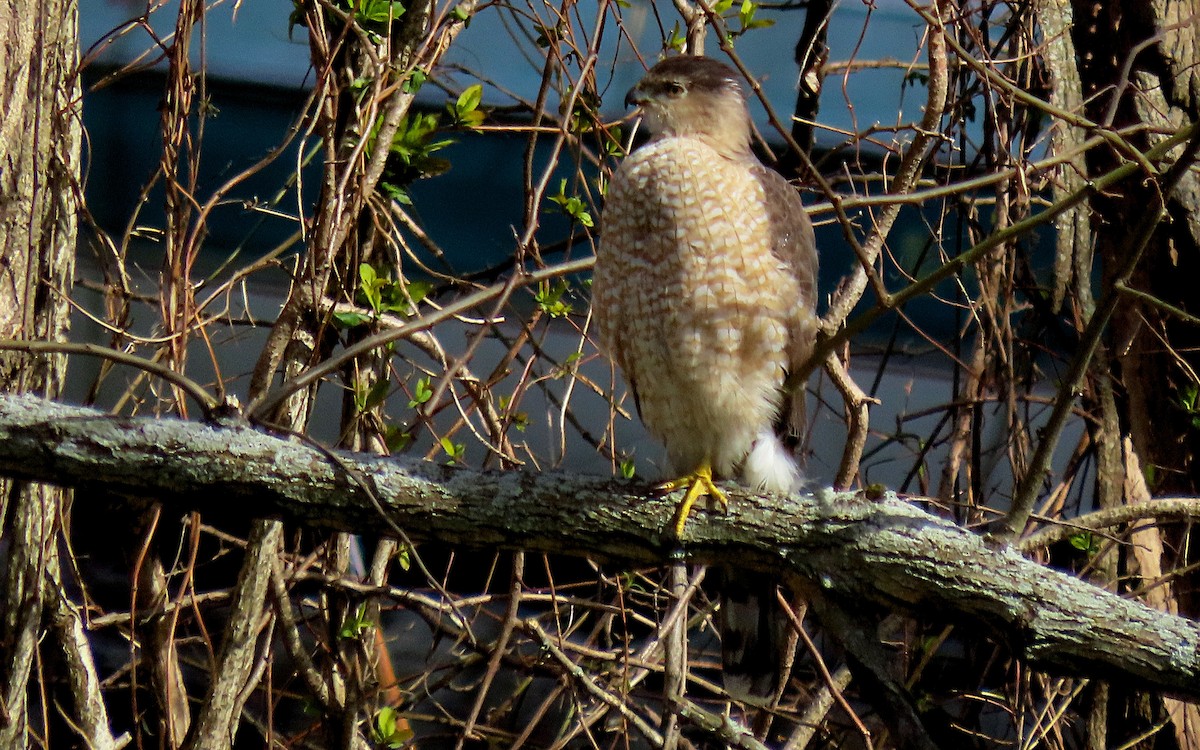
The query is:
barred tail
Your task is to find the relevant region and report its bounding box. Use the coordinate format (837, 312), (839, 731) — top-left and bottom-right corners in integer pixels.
(719, 569), (790, 699)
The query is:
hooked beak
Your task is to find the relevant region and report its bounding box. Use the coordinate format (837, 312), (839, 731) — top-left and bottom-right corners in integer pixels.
(624, 85), (648, 110)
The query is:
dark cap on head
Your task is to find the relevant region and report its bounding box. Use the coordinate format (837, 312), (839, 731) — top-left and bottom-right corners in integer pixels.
(624, 55), (743, 108)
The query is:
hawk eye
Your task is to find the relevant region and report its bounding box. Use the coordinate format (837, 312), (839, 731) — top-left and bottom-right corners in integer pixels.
(664, 81), (686, 97)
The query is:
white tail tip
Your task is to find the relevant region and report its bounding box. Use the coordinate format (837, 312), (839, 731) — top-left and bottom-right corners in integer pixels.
(742, 432), (802, 495)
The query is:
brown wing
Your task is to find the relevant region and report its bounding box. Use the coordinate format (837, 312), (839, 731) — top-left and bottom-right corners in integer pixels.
(751, 162), (819, 444)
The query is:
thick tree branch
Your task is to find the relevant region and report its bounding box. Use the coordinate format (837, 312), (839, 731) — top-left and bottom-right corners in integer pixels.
(0, 394), (1198, 701)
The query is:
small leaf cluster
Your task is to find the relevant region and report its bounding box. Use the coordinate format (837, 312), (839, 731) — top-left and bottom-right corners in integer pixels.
(601, 126), (626, 157)
(619, 456), (636, 479)
(372, 84), (486, 202)
(447, 84), (485, 130)
(548, 179), (593, 228)
(533, 21), (562, 48)
(534, 279), (574, 318)
(562, 86), (602, 135)
(344, 0), (406, 28)
(377, 112), (453, 204)
(402, 68), (428, 94)
(710, 0), (774, 39)
(1068, 531), (1101, 556)
(664, 22), (686, 52)
(408, 376), (433, 409)
(288, 0), (405, 39)
(334, 264), (431, 328)
(339, 604), (373, 638)
(372, 706), (414, 748)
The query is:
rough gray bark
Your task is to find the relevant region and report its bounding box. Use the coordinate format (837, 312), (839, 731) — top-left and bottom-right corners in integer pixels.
(184, 521), (281, 750)
(1067, 4), (1200, 743)
(0, 3), (106, 748)
(0, 393), (1197, 702)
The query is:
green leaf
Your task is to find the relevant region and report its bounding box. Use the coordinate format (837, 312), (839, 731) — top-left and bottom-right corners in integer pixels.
(339, 604), (371, 638)
(380, 181), (412, 204)
(358, 263), (385, 313)
(375, 111), (455, 191)
(664, 22), (685, 51)
(440, 436), (465, 464)
(534, 23), (557, 48)
(1179, 383), (1198, 412)
(459, 110), (486, 128)
(534, 278), (573, 318)
(287, 1), (308, 38)
(373, 706), (414, 747)
(379, 281), (415, 315)
(333, 311), (371, 328)
(406, 280), (432, 307)
(358, 265), (432, 319)
(738, 0), (755, 24)
(448, 84), (485, 130)
(733, 0), (773, 34)
(620, 458), (636, 479)
(603, 126), (625, 157)
(376, 707), (396, 739)
(456, 84), (483, 115)
(354, 0), (404, 23)
(408, 376), (433, 409)
(364, 379), (390, 411)
(385, 425), (413, 452)
(402, 68), (427, 94)
(547, 178), (594, 227)
(1068, 532), (1100, 555)
(359, 262), (378, 286)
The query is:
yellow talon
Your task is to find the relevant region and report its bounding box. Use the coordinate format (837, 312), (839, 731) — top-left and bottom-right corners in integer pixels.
(658, 463), (727, 537)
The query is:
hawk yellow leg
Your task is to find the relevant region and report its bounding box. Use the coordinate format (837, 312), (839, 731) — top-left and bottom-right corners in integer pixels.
(659, 463), (728, 537)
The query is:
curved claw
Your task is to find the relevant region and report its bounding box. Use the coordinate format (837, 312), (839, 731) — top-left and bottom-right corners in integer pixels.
(658, 464), (728, 537)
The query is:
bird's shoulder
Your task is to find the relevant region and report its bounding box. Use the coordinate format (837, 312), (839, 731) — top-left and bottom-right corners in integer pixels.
(747, 160), (808, 216)
(748, 162), (815, 257)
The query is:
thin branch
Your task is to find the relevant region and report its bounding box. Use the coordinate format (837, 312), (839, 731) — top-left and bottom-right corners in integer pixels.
(1001, 120), (1200, 539)
(246, 256), (595, 420)
(1017, 497), (1200, 553)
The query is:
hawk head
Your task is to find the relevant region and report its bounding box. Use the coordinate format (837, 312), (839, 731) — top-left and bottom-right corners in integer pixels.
(625, 55), (752, 153)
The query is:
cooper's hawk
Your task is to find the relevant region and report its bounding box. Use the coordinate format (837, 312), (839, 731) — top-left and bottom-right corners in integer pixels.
(593, 56), (819, 696)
